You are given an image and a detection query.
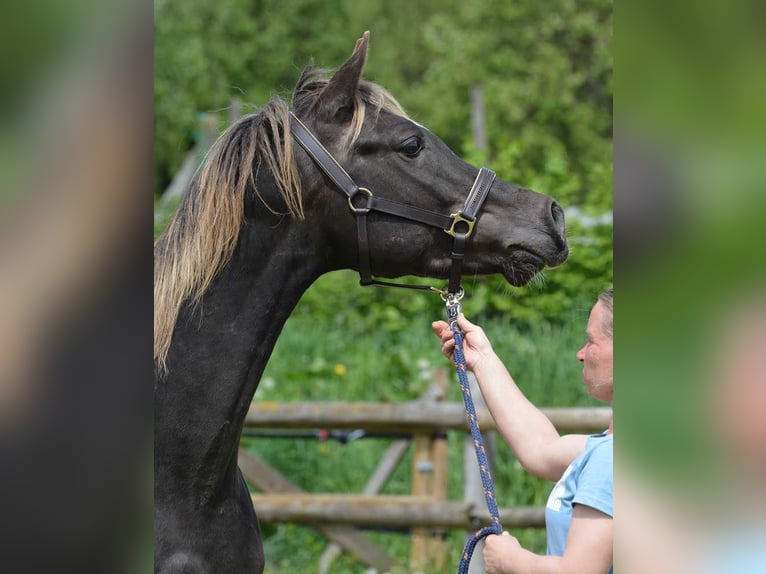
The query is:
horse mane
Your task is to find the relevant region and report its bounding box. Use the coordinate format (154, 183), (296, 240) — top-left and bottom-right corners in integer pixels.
(154, 66), (408, 371)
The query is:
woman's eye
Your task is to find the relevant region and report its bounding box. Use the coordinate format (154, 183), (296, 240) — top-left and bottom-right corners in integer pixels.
(399, 136), (424, 158)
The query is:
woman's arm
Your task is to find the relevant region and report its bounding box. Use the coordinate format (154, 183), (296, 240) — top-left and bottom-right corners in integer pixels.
(433, 314), (586, 480)
(470, 350), (587, 480)
(484, 505), (613, 574)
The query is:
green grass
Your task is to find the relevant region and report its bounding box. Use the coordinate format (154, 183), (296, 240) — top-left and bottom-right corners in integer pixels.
(244, 270), (601, 573)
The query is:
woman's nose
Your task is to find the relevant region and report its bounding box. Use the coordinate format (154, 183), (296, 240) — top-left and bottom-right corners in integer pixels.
(576, 346), (585, 362)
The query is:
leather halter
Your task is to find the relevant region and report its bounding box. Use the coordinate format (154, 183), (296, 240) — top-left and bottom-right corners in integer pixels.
(289, 111), (495, 295)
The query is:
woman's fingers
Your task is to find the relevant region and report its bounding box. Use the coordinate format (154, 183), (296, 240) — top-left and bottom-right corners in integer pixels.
(432, 321), (454, 343)
(457, 313), (477, 332)
(432, 321), (456, 358)
(431, 321), (448, 338)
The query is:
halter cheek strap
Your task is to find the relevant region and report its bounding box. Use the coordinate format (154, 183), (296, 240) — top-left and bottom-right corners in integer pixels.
(289, 111), (495, 296)
(445, 167), (495, 294)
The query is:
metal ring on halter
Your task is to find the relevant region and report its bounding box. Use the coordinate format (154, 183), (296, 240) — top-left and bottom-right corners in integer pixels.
(444, 211), (477, 238)
(440, 287), (465, 303)
(347, 187), (373, 214)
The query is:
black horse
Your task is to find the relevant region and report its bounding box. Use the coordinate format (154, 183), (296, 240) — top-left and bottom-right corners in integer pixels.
(154, 32), (568, 574)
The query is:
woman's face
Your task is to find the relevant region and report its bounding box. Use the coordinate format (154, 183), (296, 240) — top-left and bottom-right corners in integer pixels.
(576, 301), (613, 403)
(712, 303), (766, 483)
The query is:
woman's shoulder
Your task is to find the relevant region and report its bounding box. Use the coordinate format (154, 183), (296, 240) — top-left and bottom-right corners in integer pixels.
(582, 432), (613, 464)
(587, 431), (613, 445)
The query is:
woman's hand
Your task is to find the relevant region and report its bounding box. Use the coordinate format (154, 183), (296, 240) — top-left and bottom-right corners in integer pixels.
(431, 313), (494, 372)
(484, 532), (524, 574)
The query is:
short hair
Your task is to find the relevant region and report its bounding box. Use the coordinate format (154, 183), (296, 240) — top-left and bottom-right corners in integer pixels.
(598, 288), (613, 338)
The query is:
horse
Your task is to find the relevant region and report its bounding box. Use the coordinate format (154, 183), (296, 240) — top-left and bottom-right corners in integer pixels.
(154, 32), (568, 574)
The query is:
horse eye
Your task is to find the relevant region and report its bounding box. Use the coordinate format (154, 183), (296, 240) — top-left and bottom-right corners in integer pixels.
(399, 136), (424, 158)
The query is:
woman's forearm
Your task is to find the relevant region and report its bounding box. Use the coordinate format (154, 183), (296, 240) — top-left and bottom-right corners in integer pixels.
(472, 352), (573, 480)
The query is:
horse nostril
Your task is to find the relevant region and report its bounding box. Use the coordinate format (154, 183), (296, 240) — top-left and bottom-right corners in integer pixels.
(550, 201), (565, 235)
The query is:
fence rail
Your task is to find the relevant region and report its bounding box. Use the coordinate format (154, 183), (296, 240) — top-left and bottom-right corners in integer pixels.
(245, 401), (611, 433)
(250, 494), (546, 529)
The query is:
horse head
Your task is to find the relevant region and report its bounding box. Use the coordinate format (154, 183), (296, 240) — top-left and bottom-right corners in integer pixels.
(284, 31), (568, 288)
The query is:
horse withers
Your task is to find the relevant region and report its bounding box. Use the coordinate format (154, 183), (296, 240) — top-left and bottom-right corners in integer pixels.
(154, 31), (567, 574)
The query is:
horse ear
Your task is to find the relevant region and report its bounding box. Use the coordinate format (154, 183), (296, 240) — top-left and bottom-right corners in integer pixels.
(317, 31), (369, 121)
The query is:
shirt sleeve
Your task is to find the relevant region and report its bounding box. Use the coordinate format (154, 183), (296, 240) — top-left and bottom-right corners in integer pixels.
(572, 439), (613, 517)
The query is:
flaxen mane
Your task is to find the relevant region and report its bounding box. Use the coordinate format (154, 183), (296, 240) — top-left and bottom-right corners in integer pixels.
(154, 68), (408, 371)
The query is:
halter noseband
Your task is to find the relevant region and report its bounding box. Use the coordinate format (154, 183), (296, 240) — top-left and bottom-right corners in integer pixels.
(289, 111), (495, 296)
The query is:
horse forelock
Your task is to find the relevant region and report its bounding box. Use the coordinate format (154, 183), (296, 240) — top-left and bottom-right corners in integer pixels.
(154, 99), (302, 371)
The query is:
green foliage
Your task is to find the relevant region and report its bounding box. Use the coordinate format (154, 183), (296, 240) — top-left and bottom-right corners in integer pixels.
(153, 193), (180, 238)
(154, 0), (355, 193)
(401, 0), (612, 200)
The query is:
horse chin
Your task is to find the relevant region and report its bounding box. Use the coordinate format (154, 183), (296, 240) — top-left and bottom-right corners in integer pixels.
(501, 266), (542, 287)
(418, 248), (546, 288)
(501, 250), (546, 286)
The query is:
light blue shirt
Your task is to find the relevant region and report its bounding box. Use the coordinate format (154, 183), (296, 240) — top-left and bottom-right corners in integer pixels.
(545, 432), (613, 573)
(704, 524), (766, 573)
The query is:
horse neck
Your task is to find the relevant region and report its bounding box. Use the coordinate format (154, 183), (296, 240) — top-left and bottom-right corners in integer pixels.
(157, 213), (324, 500)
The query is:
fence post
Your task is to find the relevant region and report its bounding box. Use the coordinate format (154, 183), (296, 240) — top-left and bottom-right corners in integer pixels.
(409, 368), (449, 572)
(428, 369), (449, 572)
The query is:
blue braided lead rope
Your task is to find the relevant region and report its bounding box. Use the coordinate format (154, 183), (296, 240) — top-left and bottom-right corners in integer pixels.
(450, 321), (503, 574)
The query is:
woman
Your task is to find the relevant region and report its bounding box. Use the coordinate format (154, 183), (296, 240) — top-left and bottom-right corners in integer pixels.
(432, 290), (613, 574)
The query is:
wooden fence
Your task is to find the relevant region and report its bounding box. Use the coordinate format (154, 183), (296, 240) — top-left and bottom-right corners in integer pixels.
(239, 368), (611, 573)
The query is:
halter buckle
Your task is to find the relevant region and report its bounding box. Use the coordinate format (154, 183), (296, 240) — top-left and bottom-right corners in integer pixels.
(348, 187), (373, 214)
(444, 212), (476, 238)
